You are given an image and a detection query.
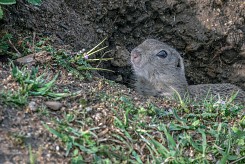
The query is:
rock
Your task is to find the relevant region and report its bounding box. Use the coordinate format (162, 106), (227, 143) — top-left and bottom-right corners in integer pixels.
(45, 101), (63, 111)
(28, 101), (38, 111)
(15, 51), (52, 65)
(16, 54), (35, 65)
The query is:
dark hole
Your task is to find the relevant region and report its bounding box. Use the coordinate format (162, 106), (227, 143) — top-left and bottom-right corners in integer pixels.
(177, 59), (181, 68)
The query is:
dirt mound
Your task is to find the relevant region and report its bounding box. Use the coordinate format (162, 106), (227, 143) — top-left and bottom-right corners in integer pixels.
(1, 0), (245, 89)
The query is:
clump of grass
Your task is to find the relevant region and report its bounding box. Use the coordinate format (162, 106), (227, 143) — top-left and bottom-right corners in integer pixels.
(0, 34), (113, 106)
(54, 37), (113, 80)
(0, 62), (70, 105)
(2, 33), (244, 163)
(43, 90), (244, 163)
(2, 32), (113, 82)
(73, 37), (113, 71)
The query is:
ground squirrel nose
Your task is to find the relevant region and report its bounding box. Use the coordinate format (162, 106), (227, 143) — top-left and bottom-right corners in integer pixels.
(131, 50), (141, 65)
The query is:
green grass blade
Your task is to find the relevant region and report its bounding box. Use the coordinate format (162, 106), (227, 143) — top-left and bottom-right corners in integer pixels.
(173, 109), (187, 124)
(159, 124), (177, 149)
(28, 144), (36, 164)
(77, 66), (114, 72)
(132, 150), (143, 164)
(0, 6), (3, 19)
(144, 132), (170, 157)
(220, 128), (232, 163)
(171, 87), (189, 112)
(198, 129), (207, 158)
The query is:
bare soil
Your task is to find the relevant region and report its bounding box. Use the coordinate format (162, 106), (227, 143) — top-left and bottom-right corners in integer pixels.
(0, 61), (171, 163)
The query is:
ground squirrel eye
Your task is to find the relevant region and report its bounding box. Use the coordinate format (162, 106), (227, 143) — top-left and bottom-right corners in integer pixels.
(156, 50), (168, 58)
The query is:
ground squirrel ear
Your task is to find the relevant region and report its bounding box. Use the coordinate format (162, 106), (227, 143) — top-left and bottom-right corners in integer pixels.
(178, 57), (185, 71)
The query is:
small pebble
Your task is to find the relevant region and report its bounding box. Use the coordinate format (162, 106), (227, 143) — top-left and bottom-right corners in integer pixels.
(45, 101), (63, 111)
(29, 101), (38, 111)
(85, 107), (92, 112)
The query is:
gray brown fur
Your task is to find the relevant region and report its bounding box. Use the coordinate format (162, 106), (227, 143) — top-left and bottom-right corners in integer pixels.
(131, 39), (245, 104)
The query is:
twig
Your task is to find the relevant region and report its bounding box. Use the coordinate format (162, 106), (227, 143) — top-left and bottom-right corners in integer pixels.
(8, 39), (21, 56)
(32, 32), (36, 53)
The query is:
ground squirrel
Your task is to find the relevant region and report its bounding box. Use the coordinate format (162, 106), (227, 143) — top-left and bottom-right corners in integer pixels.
(131, 39), (245, 104)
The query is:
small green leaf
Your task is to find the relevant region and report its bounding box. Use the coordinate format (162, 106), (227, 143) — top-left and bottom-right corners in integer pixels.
(73, 149), (79, 156)
(192, 120), (200, 127)
(71, 155), (84, 164)
(120, 96), (130, 104)
(66, 141), (73, 156)
(26, 0), (42, 5)
(132, 150), (143, 164)
(0, 6), (3, 19)
(0, 0), (16, 5)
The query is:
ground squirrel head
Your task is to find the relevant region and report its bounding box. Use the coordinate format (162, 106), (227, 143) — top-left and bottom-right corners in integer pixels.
(131, 39), (188, 97)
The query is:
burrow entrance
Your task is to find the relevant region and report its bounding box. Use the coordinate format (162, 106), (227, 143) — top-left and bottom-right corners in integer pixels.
(1, 0), (245, 90)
